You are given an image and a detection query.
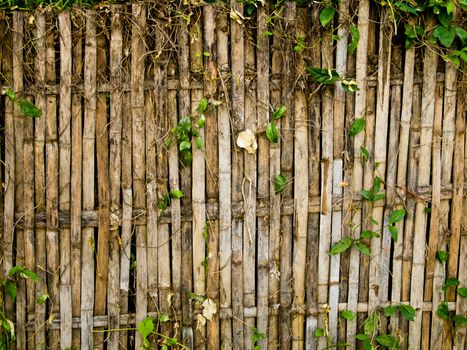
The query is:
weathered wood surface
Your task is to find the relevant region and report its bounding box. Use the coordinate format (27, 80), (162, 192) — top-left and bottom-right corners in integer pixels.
(0, 3), (465, 349)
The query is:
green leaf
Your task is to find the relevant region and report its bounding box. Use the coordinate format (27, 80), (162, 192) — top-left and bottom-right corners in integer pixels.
(196, 137), (204, 149)
(137, 317), (154, 339)
(457, 287), (467, 297)
(360, 189), (373, 201)
(452, 315), (467, 325)
(17, 99), (42, 118)
(442, 277), (460, 291)
(373, 193), (385, 201)
(436, 302), (450, 319)
(340, 310), (356, 321)
(349, 117), (366, 136)
(198, 97), (208, 113)
(313, 328), (325, 337)
(395, 2), (419, 15)
(389, 209), (406, 224)
(360, 146), (369, 161)
(329, 237), (353, 256)
(354, 242), (371, 256)
(355, 333), (369, 341)
(9, 266), (38, 282)
(348, 24), (359, 54)
(197, 114), (206, 128)
(373, 176), (382, 193)
(37, 294), (49, 305)
(3, 280), (17, 302)
(6, 88), (16, 101)
(342, 79), (360, 93)
(274, 174), (287, 194)
(436, 250), (449, 263)
(375, 334), (397, 347)
(169, 189), (184, 199)
(438, 9), (453, 27)
(158, 194), (170, 211)
(399, 304), (416, 321)
(384, 305), (397, 317)
(166, 337), (177, 346)
(307, 67), (340, 85)
(159, 313), (170, 322)
(360, 230), (379, 239)
(455, 27), (467, 45)
(266, 122), (279, 143)
(388, 225), (398, 242)
(319, 7), (335, 27)
(433, 25), (456, 48)
(179, 140), (191, 152)
(273, 105), (286, 120)
(363, 313), (378, 335)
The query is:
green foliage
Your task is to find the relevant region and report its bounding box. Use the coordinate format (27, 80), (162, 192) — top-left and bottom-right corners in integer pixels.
(360, 176), (385, 202)
(5, 88), (42, 118)
(348, 24), (360, 53)
(266, 122), (279, 143)
(329, 237), (353, 256)
(251, 326), (266, 350)
(319, 7), (335, 27)
(340, 310), (357, 321)
(157, 189), (184, 212)
(349, 117), (366, 136)
(272, 105), (286, 120)
(436, 250), (449, 263)
(307, 67), (340, 85)
(313, 328), (325, 337)
(273, 174), (288, 194)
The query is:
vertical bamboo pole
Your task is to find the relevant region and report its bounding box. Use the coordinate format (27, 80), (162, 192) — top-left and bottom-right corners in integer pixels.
(45, 11), (60, 348)
(318, 3), (333, 348)
(409, 44), (438, 349)
(81, 11), (96, 349)
(94, 13), (110, 349)
(423, 80), (443, 349)
(231, 1), (244, 348)
(203, 5), (220, 349)
(349, 1), (369, 344)
(217, 7), (232, 349)
(132, 4), (147, 348)
(432, 61), (456, 348)
(450, 77), (465, 349)
(291, 6), (308, 350)
(155, 19), (171, 340)
(368, 8), (392, 316)
(58, 11), (72, 349)
(12, 11), (26, 348)
(34, 11), (47, 349)
(328, 0), (349, 342)
(107, 6), (123, 349)
(391, 45), (415, 332)
(243, 20), (257, 349)
(256, 3), (269, 349)
(305, 5), (321, 349)
(268, 5), (283, 349)
(70, 12), (83, 349)
(191, 12), (205, 348)
(280, 3), (295, 348)
(400, 83), (421, 346)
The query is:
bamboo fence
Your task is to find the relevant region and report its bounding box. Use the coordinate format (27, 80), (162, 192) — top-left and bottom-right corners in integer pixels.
(0, 1), (466, 349)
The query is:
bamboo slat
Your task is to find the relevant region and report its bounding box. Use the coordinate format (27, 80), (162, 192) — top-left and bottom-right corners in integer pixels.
(58, 11), (72, 349)
(81, 11), (97, 349)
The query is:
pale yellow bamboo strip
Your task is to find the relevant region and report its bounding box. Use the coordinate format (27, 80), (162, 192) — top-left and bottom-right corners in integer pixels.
(391, 46), (415, 331)
(81, 11), (97, 349)
(131, 5), (147, 348)
(279, 3), (295, 348)
(107, 6), (123, 349)
(256, 3), (269, 349)
(409, 44), (438, 348)
(190, 11), (205, 349)
(230, 1), (245, 348)
(217, 7), (232, 348)
(45, 11), (60, 348)
(58, 11), (72, 349)
(305, 6), (321, 349)
(33, 12), (47, 349)
(203, 5), (220, 349)
(268, 7), (283, 349)
(317, 9), (334, 350)
(243, 24), (257, 349)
